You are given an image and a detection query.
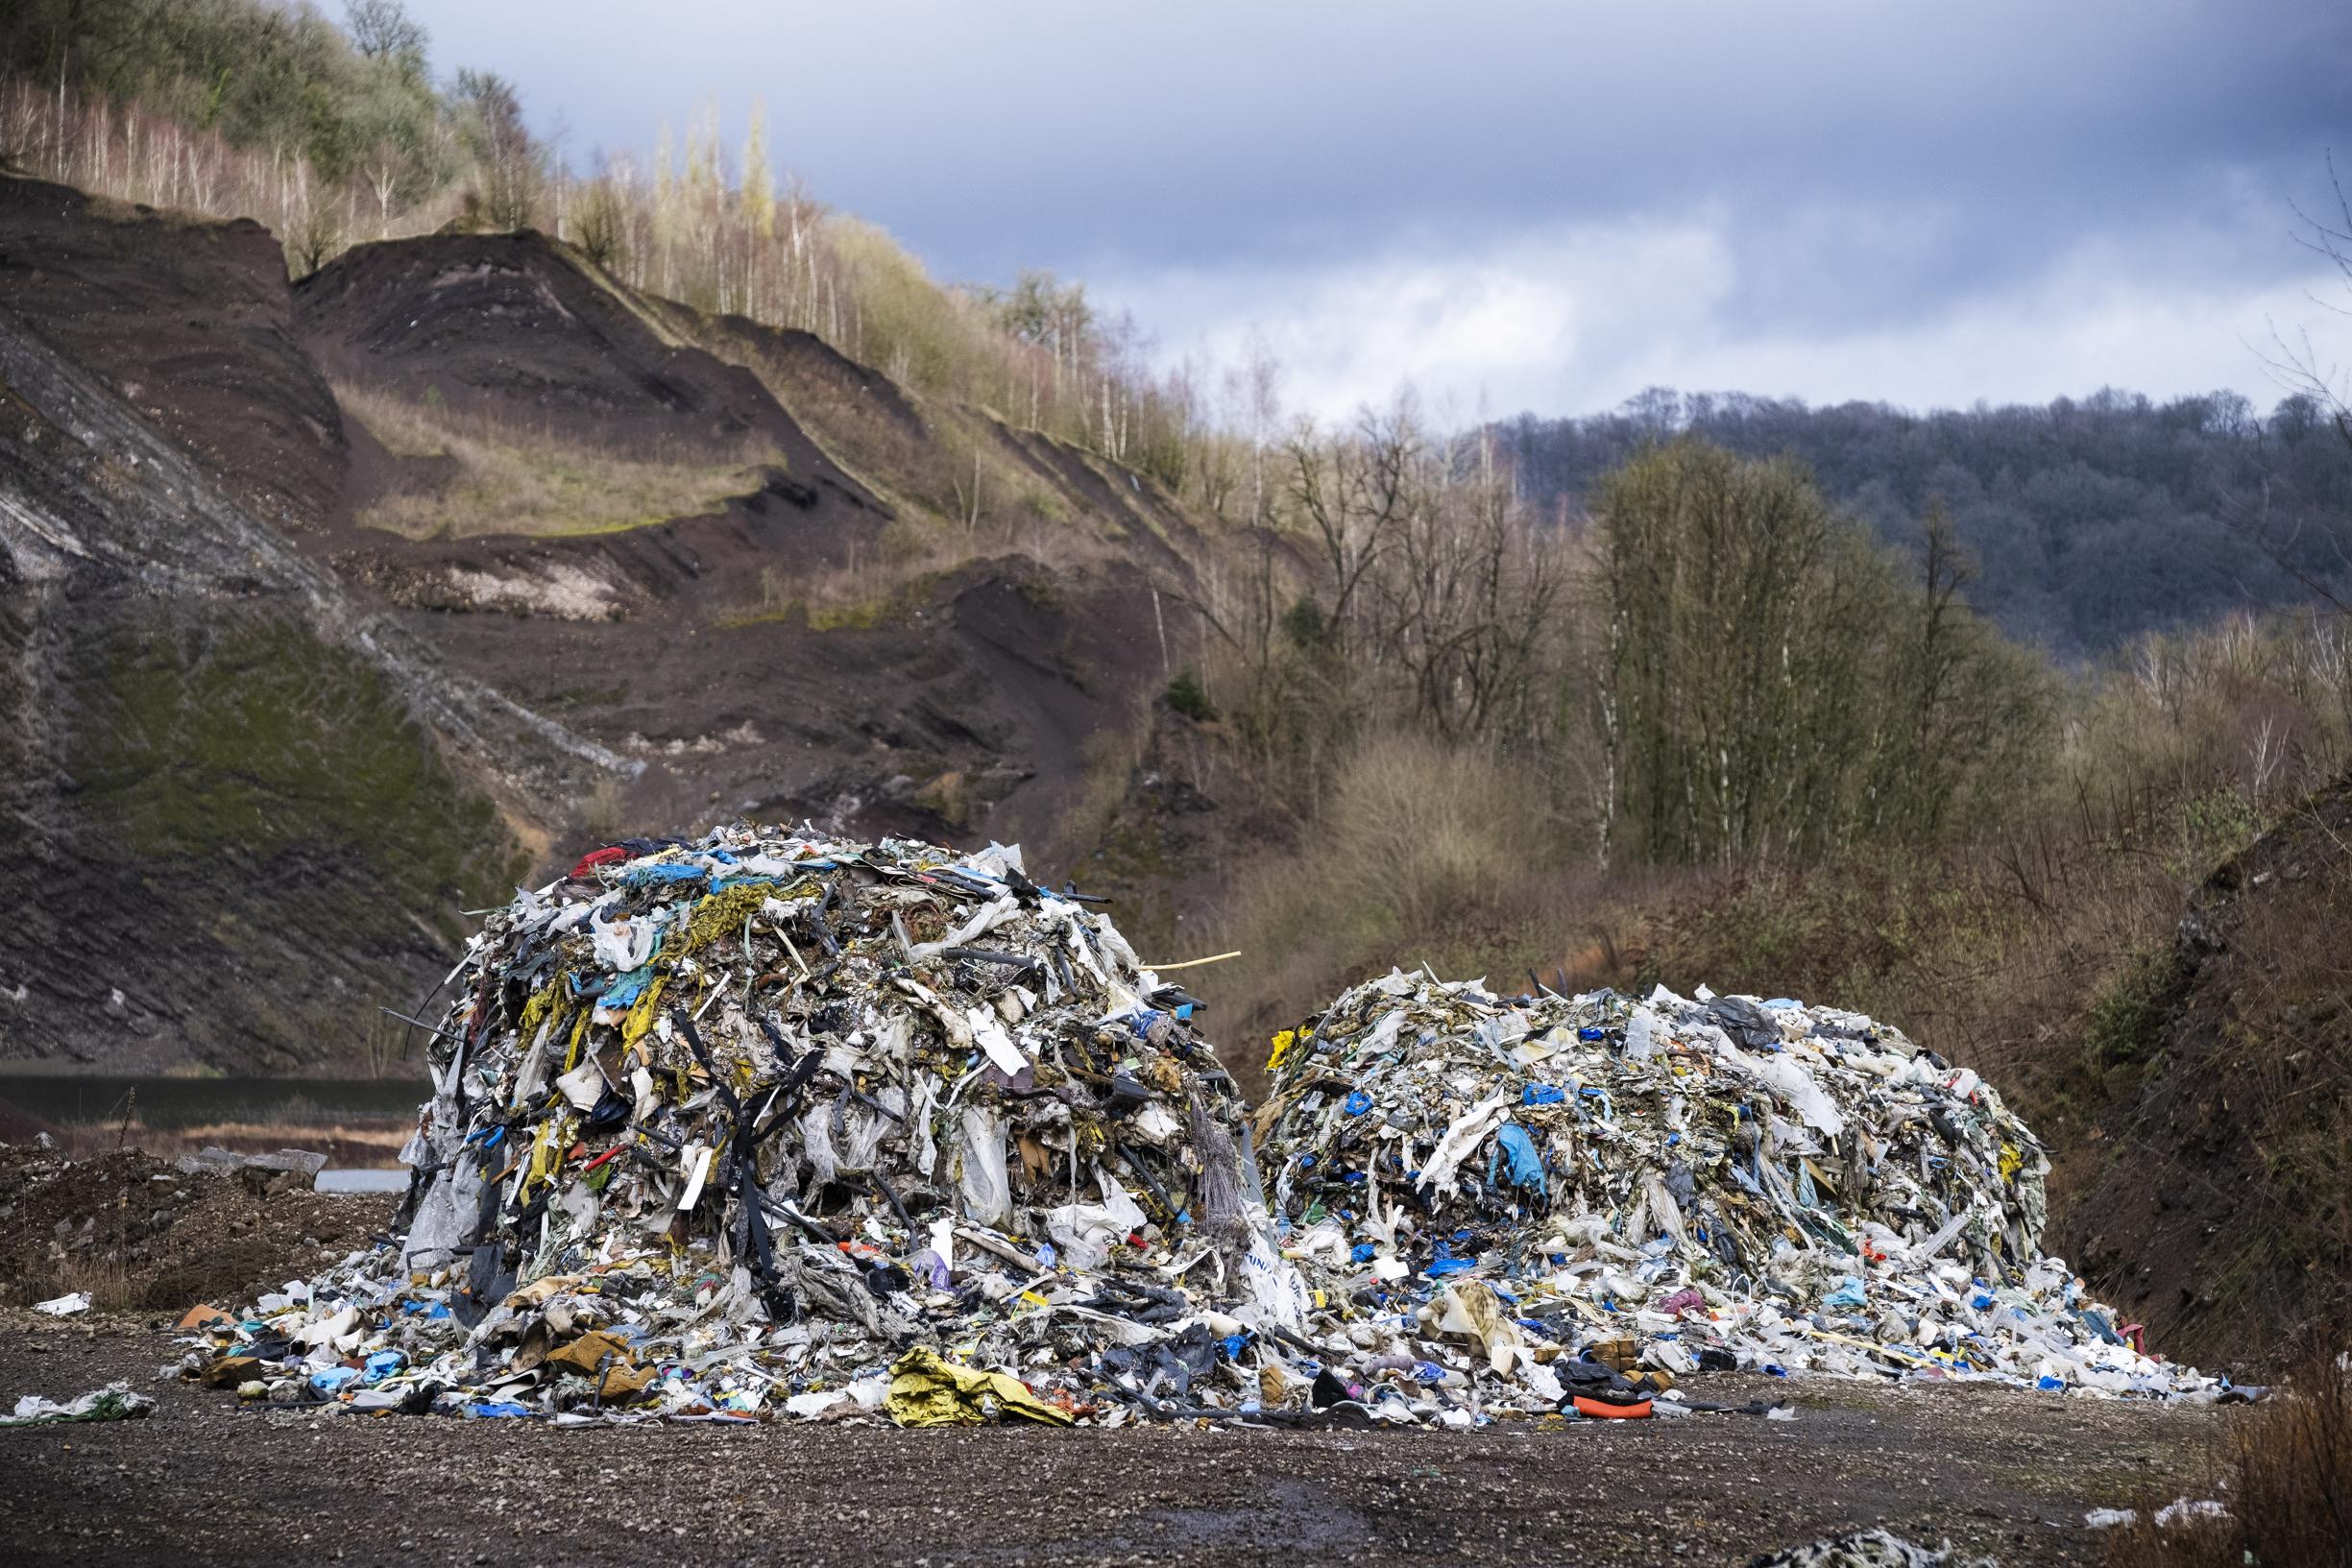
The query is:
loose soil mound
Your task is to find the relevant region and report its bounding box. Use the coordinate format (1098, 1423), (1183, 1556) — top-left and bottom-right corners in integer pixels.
(299, 230), (885, 548)
(0, 175), (346, 529)
(2057, 773), (2352, 1369)
(0, 1145), (398, 1314)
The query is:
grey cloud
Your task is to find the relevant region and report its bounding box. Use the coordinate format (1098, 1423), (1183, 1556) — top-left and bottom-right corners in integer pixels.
(404, 0), (2352, 410)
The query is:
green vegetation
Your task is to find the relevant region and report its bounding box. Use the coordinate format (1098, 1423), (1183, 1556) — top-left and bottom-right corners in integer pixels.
(1503, 386), (2352, 656)
(1166, 668), (1216, 722)
(337, 383), (780, 540)
(2081, 952), (2172, 1067)
(1591, 447), (2051, 863)
(79, 613), (521, 934)
(2, 0), (445, 190)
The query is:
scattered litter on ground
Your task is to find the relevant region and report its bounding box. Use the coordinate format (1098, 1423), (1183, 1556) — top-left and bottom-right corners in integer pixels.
(1743, 1530), (1996, 1567)
(1253, 970), (2229, 1422)
(183, 828), (1308, 1424)
(33, 1291), (89, 1316)
(2082, 1496), (2230, 1531)
(0, 1383), (156, 1427)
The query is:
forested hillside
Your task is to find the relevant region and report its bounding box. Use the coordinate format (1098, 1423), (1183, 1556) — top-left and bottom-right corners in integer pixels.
(1499, 389), (2352, 656)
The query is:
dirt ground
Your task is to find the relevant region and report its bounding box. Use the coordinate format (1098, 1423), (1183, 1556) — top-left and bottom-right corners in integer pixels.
(0, 1146), (400, 1312)
(0, 1312), (2232, 1568)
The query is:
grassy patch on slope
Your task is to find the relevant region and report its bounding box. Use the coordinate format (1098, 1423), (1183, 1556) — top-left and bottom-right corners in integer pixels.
(337, 383), (781, 541)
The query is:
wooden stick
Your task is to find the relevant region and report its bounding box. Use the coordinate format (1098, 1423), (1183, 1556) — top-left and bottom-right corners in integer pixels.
(1138, 951), (1242, 972)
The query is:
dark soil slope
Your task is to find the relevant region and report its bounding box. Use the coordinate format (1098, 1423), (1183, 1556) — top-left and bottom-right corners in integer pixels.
(0, 179), (344, 530)
(1, 179), (1215, 1069)
(291, 225), (1190, 882)
(658, 296), (1212, 580)
(0, 302), (524, 1073)
(300, 231), (882, 516)
(0, 178), (619, 1073)
(2056, 772), (2352, 1368)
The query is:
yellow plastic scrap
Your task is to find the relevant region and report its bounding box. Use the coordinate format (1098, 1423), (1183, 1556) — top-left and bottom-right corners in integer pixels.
(518, 979), (561, 1037)
(1999, 1143), (2024, 1184)
(521, 1116), (569, 1200)
(885, 1348), (1072, 1428)
(620, 976), (669, 1050)
(564, 1007), (592, 1072)
(546, 1330), (657, 1397)
(1266, 1028), (1297, 1073)
(672, 883), (776, 958)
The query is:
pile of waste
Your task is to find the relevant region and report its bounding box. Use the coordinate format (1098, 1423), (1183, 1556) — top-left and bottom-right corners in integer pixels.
(180, 834), (2232, 1428)
(182, 827), (1305, 1424)
(1747, 1532), (1996, 1568)
(1253, 970), (2228, 1418)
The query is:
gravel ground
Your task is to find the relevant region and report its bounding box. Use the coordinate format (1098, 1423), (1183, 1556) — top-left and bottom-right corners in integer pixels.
(0, 1315), (2231, 1568)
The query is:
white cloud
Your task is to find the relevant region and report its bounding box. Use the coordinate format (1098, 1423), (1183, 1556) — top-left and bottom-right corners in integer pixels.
(1098, 208), (2340, 422)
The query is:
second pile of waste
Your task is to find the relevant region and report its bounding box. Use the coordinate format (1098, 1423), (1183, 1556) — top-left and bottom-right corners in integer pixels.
(1254, 969), (2229, 1419)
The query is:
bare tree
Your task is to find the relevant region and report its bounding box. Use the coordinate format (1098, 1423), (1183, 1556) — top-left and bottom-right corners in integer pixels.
(453, 69), (543, 230)
(2241, 155), (2352, 615)
(346, 0), (428, 65)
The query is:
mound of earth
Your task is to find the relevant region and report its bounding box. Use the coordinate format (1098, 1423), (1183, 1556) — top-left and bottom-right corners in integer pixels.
(0, 177), (344, 529)
(302, 229), (891, 576)
(2056, 770), (2352, 1368)
(0, 178), (554, 1074)
(289, 220), (1201, 896)
(1, 173), (1228, 1072)
(0, 1144), (398, 1314)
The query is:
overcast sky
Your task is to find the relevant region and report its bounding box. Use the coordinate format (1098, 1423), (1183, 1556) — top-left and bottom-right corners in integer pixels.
(402, 0), (2352, 422)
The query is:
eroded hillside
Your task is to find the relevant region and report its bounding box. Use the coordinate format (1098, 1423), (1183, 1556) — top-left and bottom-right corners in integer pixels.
(0, 176), (1219, 1072)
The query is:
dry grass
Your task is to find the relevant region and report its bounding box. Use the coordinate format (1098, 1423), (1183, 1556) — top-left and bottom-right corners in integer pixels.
(2099, 1343), (2352, 1567)
(1196, 732), (1593, 1084)
(26, 1253), (141, 1314)
(715, 545), (943, 633)
(680, 317), (1161, 573)
(336, 383), (782, 541)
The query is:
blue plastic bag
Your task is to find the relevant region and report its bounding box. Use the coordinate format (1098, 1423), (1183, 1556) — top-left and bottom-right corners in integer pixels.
(1487, 1121), (1548, 1198)
(308, 1365), (360, 1395)
(1823, 1276), (1868, 1311)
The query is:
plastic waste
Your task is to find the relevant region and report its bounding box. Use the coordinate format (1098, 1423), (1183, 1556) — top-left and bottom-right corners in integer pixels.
(1744, 1529), (1996, 1567)
(0, 1384), (156, 1427)
(885, 1347), (1074, 1427)
(182, 826), (1302, 1426)
(1254, 968), (2222, 1419)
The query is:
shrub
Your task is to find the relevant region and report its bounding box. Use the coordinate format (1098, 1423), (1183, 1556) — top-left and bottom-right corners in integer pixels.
(1167, 668), (1216, 722)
